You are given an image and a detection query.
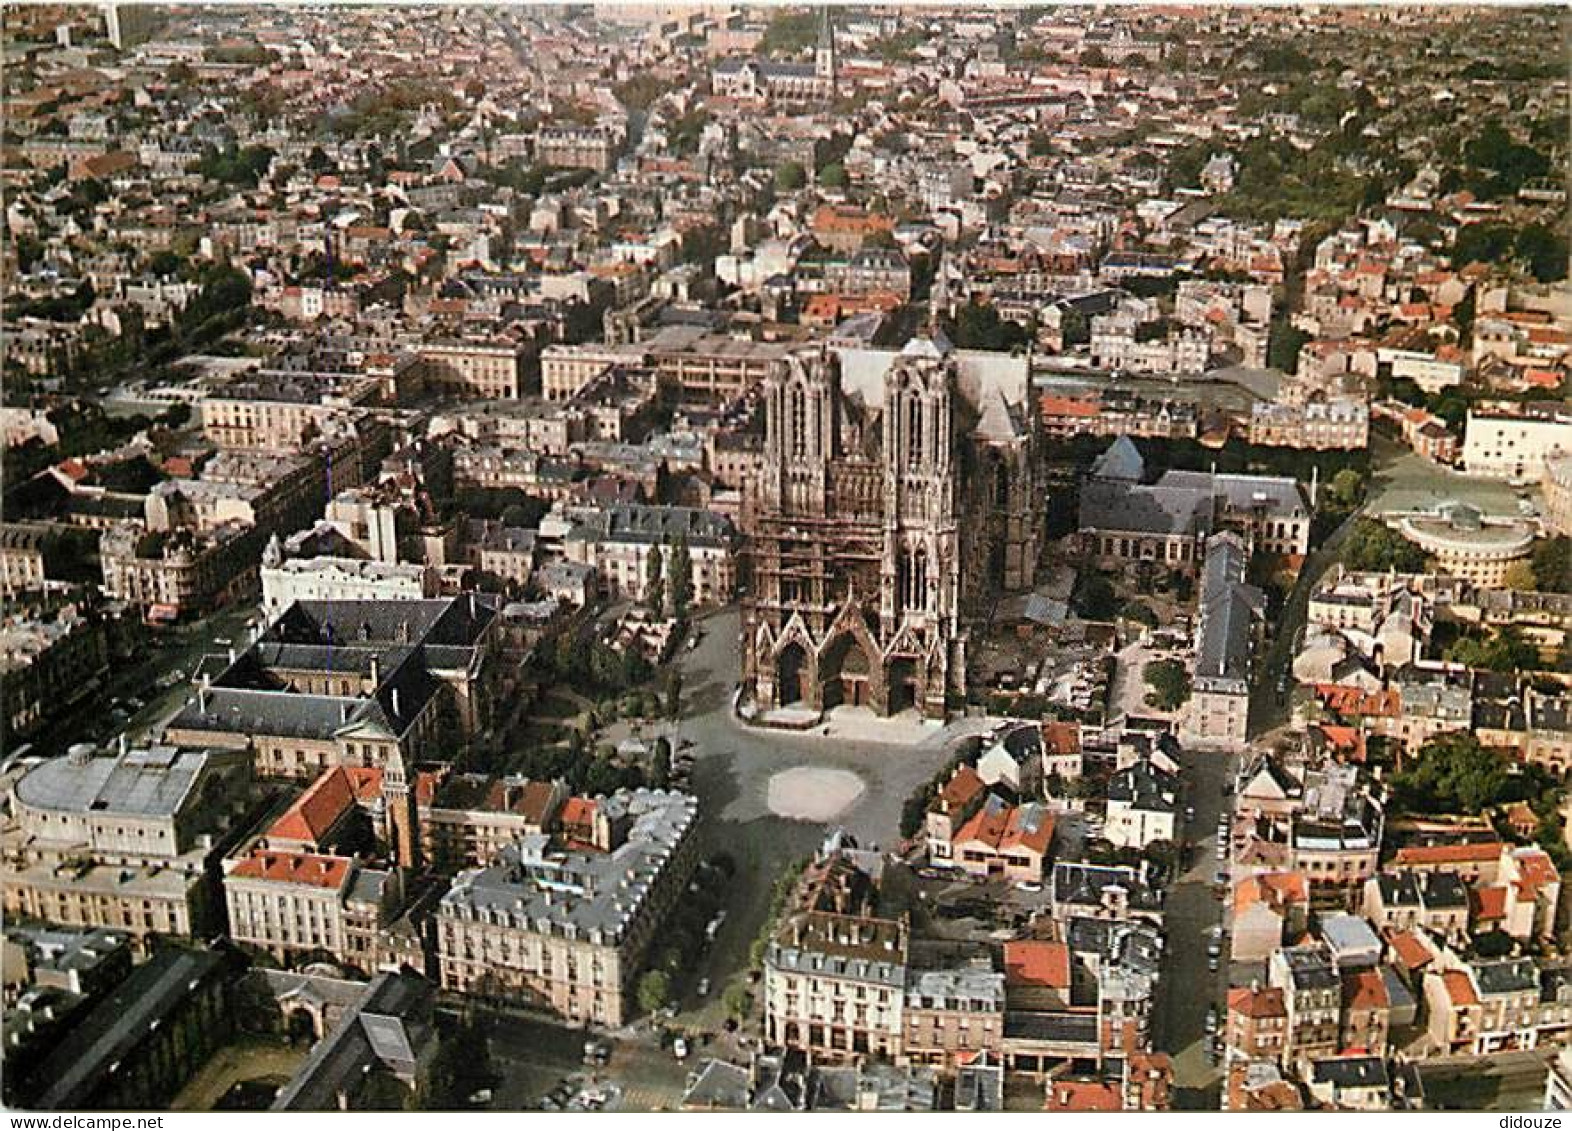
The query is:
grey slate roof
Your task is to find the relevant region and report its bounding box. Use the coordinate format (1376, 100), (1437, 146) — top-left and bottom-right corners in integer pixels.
(439, 789), (698, 947)
(1079, 476), (1211, 537)
(564, 503), (736, 549)
(1107, 756), (1179, 813)
(1194, 533), (1263, 691)
(1312, 1055), (1388, 1090)
(16, 745), (211, 818)
(273, 971), (436, 1111)
(36, 947), (227, 1109)
(1089, 435), (1145, 482)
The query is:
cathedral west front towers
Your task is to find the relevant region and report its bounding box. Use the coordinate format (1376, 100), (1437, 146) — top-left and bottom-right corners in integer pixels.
(741, 336), (1038, 721)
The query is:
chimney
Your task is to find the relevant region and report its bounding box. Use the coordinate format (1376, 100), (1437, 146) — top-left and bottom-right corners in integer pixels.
(370, 657), (380, 687)
(392, 688), (401, 719)
(118, 734), (127, 757)
(227, 647), (236, 666)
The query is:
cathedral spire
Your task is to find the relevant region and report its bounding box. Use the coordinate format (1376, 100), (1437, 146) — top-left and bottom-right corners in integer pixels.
(815, 7), (837, 92)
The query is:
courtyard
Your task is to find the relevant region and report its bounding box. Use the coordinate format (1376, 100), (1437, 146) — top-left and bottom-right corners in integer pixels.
(170, 1034), (305, 1112)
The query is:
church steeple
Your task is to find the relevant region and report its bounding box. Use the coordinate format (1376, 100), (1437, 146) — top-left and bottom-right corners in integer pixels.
(815, 8), (837, 93)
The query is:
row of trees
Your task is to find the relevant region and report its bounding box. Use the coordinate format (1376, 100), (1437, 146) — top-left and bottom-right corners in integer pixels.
(644, 537), (695, 620)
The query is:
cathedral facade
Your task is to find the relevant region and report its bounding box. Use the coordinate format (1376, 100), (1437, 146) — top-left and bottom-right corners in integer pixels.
(741, 337), (1038, 721)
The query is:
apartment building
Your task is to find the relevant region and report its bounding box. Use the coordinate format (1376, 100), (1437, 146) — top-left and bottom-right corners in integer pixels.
(2, 608), (109, 740)
(644, 326), (788, 405)
(436, 789), (700, 1025)
(224, 850), (397, 969)
(261, 551), (437, 615)
(534, 125), (620, 172)
(541, 344), (646, 401)
(562, 503), (738, 607)
(99, 521), (261, 620)
(1247, 397), (1369, 451)
(901, 964), (1006, 1068)
(1267, 943), (1342, 1069)
(419, 340), (530, 400)
(1227, 984), (1289, 1063)
(764, 909), (909, 1061)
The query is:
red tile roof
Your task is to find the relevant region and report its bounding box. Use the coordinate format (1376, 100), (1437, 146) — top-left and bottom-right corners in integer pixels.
(936, 764), (986, 811)
(1003, 940), (1071, 989)
(1471, 885), (1507, 922)
(231, 850), (351, 889)
(268, 766), (359, 846)
(1045, 1081), (1121, 1112)
(1441, 970), (1479, 1008)
(1391, 841), (1500, 868)
(1234, 871), (1309, 915)
(1511, 847), (1559, 899)
(1041, 721), (1081, 757)
(1342, 968), (1390, 1011)
(1387, 930), (1432, 971)
(1228, 985), (1286, 1020)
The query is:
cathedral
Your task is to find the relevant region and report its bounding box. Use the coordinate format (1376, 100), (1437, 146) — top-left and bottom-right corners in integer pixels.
(741, 335), (1039, 721)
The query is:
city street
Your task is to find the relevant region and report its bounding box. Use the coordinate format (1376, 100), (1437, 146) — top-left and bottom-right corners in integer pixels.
(1150, 740), (1236, 1108)
(1417, 1050), (1554, 1112)
(24, 601), (257, 757)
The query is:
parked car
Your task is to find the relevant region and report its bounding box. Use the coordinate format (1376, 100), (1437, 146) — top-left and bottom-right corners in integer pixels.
(673, 1037), (689, 1061)
(697, 978), (711, 998)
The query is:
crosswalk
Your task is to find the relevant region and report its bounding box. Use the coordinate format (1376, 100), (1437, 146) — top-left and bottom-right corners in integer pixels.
(616, 1085), (681, 1112)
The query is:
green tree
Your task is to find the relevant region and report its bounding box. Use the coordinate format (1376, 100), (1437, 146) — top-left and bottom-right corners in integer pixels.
(1121, 601), (1159, 628)
(1446, 625), (1543, 674)
(1516, 224), (1567, 284)
(1073, 573), (1119, 621)
(666, 670), (683, 720)
(1267, 319), (1310, 373)
(1144, 659), (1192, 711)
(1452, 223), (1518, 269)
(669, 537), (693, 620)
(758, 9), (819, 56)
(1325, 468), (1367, 511)
(645, 544), (665, 614)
(948, 300), (1031, 351)
(775, 161), (806, 191)
(722, 981), (753, 1022)
(651, 737), (672, 789)
(1341, 519), (1428, 573)
(1530, 536), (1571, 593)
(1390, 732), (1513, 816)
(637, 969), (672, 1015)
(1060, 306), (1090, 347)
(818, 161), (848, 189)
